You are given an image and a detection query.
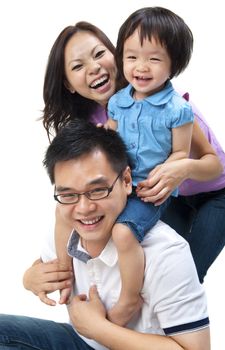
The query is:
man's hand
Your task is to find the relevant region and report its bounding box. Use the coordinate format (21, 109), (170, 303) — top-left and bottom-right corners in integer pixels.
(23, 258), (73, 306)
(68, 285), (106, 338)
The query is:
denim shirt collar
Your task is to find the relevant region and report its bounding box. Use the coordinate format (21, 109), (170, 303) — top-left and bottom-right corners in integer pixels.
(116, 80), (174, 107)
(67, 230), (118, 266)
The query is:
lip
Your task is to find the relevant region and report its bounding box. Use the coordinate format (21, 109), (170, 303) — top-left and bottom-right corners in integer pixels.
(77, 215), (104, 231)
(89, 74), (111, 93)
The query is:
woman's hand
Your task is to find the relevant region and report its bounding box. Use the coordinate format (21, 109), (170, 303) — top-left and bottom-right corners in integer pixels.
(68, 285), (107, 339)
(23, 258), (73, 306)
(136, 160), (190, 205)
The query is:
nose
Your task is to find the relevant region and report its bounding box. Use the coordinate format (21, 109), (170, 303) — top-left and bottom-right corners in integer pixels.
(136, 59), (149, 72)
(88, 60), (101, 75)
(73, 194), (97, 216)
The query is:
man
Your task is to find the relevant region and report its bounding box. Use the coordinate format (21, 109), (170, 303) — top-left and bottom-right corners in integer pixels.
(0, 121), (210, 350)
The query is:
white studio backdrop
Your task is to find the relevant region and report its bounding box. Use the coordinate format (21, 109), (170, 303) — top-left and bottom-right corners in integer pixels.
(0, 1), (224, 349)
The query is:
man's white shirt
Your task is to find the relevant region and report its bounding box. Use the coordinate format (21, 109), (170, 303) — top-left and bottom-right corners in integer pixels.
(41, 220), (209, 350)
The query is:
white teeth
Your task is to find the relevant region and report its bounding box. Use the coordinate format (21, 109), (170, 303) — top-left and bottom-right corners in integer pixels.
(80, 216), (101, 225)
(90, 75), (107, 88)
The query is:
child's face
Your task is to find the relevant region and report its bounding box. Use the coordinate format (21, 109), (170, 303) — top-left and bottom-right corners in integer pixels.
(123, 28), (171, 100)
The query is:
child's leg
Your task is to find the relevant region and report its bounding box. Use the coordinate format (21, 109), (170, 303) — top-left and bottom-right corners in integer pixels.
(107, 223), (144, 326)
(55, 206), (74, 304)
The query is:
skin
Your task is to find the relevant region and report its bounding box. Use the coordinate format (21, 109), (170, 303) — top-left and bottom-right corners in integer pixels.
(54, 150), (132, 257)
(123, 30), (171, 99)
(23, 258), (73, 306)
(64, 31), (116, 107)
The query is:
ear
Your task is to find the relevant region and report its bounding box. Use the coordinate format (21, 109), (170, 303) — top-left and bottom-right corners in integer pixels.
(64, 80), (75, 94)
(122, 166), (132, 195)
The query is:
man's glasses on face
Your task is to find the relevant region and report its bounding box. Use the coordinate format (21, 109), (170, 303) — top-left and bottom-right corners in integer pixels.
(54, 171), (122, 205)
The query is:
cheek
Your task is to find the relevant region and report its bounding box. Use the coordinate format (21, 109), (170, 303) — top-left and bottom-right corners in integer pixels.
(58, 206), (74, 224)
(68, 72), (86, 93)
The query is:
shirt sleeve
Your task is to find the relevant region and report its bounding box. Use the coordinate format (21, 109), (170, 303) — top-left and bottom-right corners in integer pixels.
(40, 230), (57, 262)
(171, 101), (194, 128)
(147, 236), (209, 335)
(107, 95), (119, 121)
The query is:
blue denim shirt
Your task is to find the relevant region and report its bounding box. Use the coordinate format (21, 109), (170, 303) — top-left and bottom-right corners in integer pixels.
(108, 81), (194, 188)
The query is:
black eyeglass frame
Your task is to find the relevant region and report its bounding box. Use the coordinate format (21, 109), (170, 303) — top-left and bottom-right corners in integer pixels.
(54, 171), (122, 205)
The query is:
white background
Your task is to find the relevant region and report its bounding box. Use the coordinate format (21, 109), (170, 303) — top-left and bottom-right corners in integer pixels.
(0, 1), (224, 349)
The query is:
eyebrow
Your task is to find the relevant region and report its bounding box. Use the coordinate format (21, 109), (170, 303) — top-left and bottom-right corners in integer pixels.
(55, 176), (110, 193)
(67, 44), (104, 66)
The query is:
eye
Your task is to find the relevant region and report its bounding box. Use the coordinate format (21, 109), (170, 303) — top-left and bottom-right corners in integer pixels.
(59, 193), (79, 203)
(150, 57), (161, 62)
(95, 50), (105, 59)
(72, 64), (83, 71)
(127, 55), (136, 60)
(88, 187), (108, 199)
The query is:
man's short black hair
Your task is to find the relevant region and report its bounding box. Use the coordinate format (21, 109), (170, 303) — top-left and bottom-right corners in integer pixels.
(43, 120), (129, 183)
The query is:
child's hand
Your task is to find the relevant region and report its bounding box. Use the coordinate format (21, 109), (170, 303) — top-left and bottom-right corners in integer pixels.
(97, 122), (111, 130)
(96, 123), (104, 128)
(23, 258), (73, 306)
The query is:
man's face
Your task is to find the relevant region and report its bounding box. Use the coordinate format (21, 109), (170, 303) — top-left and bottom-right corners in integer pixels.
(54, 149), (132, 255)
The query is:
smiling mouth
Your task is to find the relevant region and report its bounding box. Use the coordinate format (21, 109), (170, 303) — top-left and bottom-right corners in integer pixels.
(79, 216), (103, 225)
(90, 75), (109, 89)
(135, 76), (151, 81)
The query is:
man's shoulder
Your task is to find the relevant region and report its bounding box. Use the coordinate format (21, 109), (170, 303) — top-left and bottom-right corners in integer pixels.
(141, 220), (190, 265)
(142, 220), (187, 248)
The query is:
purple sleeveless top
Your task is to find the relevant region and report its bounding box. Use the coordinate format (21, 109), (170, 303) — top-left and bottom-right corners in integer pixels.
(179, 93), (225, 195)
(89, 105), (108, 125)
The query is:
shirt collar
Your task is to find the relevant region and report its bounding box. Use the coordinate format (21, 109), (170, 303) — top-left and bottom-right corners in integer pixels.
(116, 80), (174, 107)
(67, 230), (118, 267)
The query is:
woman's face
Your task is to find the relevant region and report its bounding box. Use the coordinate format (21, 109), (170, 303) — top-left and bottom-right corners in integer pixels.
(64, 31), (116, 106)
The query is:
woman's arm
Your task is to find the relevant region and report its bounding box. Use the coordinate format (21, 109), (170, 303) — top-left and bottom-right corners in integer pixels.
(23, 258), (72, 306)
(137, 119), (223, 205)
(68, 286), (210, 350)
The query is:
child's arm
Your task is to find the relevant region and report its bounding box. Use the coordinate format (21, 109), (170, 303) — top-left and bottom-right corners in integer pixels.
(137, 123), (193, 205)
(55, 205), (74, 304)
(166, 122), (193, 162)
(23, 258), (73, 306)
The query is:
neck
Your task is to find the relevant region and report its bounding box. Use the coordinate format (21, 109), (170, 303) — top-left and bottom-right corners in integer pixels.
(81, 238), (109, 258)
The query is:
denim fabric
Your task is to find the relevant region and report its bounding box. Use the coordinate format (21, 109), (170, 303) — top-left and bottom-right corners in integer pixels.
(162, 187), (225, 283)
(0, 314), (94, 350)
(116, 193), (170, 242)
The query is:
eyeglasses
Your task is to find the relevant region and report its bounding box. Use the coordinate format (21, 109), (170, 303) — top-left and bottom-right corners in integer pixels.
(54, 172), (122, 205)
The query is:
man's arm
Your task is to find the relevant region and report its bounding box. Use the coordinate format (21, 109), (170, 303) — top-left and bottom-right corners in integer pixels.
(68, 286), (210, 350)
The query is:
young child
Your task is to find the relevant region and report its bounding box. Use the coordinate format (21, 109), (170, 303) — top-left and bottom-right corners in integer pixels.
(104, 6), (194, 326)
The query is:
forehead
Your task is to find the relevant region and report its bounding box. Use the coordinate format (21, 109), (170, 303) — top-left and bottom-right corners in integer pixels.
(65, 31), (104, 60)
(54, 150), (116, 190)
(124, 28), (163, 49)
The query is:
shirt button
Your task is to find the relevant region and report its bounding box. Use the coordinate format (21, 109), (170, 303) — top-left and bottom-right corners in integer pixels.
(131, 123), (135, 129)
